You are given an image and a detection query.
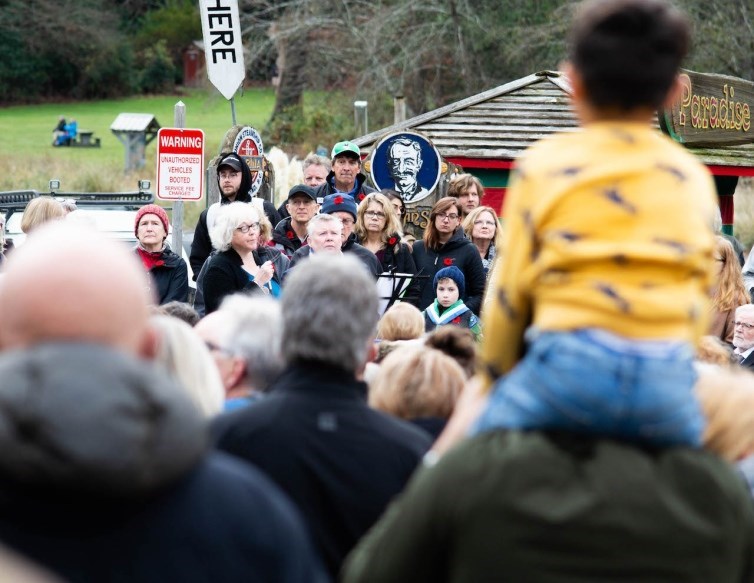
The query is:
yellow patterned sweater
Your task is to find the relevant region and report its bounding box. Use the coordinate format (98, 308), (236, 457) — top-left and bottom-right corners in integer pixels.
(480, 122), (717, 388)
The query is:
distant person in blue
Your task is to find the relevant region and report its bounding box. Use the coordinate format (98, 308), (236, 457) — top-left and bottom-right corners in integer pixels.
(52, 115), (69, 146)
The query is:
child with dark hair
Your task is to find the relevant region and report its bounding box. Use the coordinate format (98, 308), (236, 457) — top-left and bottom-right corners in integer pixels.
(423, 266), (481, 341)
(474, 0), (717, 447)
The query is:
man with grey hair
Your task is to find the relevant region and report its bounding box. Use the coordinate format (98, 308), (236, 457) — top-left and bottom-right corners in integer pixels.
(734, 304), (754, 369)
(213, 254), (432, 578)
(195, 295), (284, 411)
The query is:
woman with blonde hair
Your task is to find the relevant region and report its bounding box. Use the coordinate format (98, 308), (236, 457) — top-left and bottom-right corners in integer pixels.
(462, 206), (502, 280)
(20, 197), (65, 234)
(150, 314), (225, 417)
(377, 302), (425, 341)
(369, 346), (465, 439)
(709, 236), (749, 346)
(696, 366), (754, 496)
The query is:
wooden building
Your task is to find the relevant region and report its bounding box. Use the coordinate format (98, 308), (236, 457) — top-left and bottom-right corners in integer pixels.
(353, 70), (754, 232)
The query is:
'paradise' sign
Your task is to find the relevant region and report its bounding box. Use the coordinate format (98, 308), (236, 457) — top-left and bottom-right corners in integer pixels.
(659, 69), (754, 146)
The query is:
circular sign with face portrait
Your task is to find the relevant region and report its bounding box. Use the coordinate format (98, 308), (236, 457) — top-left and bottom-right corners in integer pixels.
(233, 126), (265, 196)
(370, 131), (442, 205)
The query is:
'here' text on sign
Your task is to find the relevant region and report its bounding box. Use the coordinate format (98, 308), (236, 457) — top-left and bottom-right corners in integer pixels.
(199, 0), (246, 100)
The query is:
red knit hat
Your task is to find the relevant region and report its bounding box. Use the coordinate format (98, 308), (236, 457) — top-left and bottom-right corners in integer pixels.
(134, 204), (169, 237)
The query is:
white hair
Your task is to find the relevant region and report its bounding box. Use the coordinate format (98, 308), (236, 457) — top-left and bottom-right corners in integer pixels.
(150, 315), (225, 417)
(209, 201), (260, 252)
(306, 213), (342, 237)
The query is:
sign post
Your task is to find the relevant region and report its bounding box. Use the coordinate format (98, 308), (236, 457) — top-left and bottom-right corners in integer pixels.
(199, 0), (246, 124)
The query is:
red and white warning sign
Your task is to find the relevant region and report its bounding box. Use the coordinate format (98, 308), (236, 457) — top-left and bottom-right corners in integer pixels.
(156, 128), (205, 201)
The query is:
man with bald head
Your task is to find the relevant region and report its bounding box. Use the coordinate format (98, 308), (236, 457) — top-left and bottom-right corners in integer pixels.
(0, 223), (325, 582)
(0, 224), (154, 355)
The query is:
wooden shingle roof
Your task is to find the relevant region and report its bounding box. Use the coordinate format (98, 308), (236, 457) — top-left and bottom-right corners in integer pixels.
(354, 70), (754, 168)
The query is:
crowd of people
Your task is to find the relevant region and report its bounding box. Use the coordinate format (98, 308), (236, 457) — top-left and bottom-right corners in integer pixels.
(1, 0), (754, 580)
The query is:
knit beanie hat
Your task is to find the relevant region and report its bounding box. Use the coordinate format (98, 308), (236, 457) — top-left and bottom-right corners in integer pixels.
(321, 193), (358, 221)
(135, 204), (169, 237)
(434, 265), (465, 297)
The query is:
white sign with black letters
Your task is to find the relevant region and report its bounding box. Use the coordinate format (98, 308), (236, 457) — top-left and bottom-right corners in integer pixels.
(198, 0), (246, 100)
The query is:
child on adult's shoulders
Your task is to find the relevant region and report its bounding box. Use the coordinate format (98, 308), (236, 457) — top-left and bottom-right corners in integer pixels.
(422, 266), (481, 341)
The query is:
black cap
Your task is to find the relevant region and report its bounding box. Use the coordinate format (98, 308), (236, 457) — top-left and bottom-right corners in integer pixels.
(287, 184), (317, 202)
(217, 154), (243, 173)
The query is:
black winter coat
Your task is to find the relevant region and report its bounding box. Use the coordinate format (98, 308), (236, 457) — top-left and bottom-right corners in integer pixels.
(366, 233), (420, 306)
(212, 361), (432, 578)
(412, 228), (487, 314)
(136, 246), (189, 305)
(202, 246), (285, 314)
(270, 216), (307, 259)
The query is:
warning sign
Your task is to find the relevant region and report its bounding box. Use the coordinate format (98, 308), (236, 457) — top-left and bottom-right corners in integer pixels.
(156, 128), (205, 201)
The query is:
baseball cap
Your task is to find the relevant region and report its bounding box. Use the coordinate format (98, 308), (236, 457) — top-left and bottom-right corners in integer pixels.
(331, 141), (361, 160)
(287, 184), (317, 202)
(217, 154), (243, 173)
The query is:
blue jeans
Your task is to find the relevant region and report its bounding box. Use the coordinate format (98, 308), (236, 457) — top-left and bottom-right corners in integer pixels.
(472, 330), (703, 447)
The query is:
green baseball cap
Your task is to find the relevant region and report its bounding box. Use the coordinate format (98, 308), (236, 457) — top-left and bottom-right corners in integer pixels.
(331, 141), (361, 160)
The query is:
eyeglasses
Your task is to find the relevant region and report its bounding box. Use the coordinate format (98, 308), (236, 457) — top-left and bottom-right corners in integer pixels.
(734, 321), (754, 330)
(437, 213), (459, 221)
(340, 218), (355, 226)
(236, 222), (260, 234)
(474, 220), (496, 227)
(219, 171), (240, 180)
(365, 210), (386, 219)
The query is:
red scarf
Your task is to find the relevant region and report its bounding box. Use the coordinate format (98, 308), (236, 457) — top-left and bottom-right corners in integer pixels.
(136, 246), (165, 270)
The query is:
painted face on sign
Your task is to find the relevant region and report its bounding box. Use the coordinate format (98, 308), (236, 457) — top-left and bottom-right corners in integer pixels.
(387, 141), (423, 197)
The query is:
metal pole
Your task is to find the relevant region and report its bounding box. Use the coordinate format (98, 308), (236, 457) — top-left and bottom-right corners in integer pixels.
(172, 101), (185, 256)
(231, 97), (237, 126)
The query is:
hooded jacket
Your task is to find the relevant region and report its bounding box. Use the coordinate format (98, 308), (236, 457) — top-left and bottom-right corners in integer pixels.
(189, 153), (280, 279)
(0, 343), (326, 583)
(412, 227), (487, 314)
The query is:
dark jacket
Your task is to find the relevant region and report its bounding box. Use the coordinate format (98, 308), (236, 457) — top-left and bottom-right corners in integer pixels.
(212, 361), (432, 578)
(136, 245), (189, 305)
(313, 171), (376, 202)
(413, 228), (486, 313)
(189, 153), (280, 279)
(0, 343), (326, 583)
(343, 431), (754, 583)
(194, 245), (288, 317)
(368, 233), (420, 306)
(287, 237), (382, 279)
(202, 246), (286, 314)
(270, 215), (307, 259)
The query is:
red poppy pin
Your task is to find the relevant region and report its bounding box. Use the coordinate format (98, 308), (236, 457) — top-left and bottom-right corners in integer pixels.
(334, 195), (344, 205)
(358, 193), (365, 201)
(443, 258), (454, 266)
(452, 317), (461, 325)
(388, 236), (398, 246)
(286, 230), (295, 240)
(155, 261), (165, 267)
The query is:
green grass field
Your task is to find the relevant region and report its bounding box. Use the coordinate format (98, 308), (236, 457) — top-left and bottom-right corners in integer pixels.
(0, 87), (276, 227)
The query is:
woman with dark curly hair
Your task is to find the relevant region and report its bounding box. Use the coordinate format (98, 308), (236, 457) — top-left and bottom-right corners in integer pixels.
(355, 192), (419, 305)
(412, 197), (486, 313)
